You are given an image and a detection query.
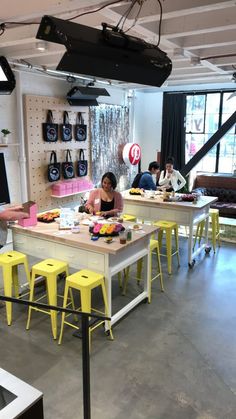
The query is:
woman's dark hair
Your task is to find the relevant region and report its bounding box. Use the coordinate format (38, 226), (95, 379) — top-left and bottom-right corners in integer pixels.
(102, 172), (117, 189)
(166, 156), (174, 165)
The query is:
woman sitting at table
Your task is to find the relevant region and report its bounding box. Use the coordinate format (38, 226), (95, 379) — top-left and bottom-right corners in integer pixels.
(159, 156), (186, 192)
(85, 172), (123, 217)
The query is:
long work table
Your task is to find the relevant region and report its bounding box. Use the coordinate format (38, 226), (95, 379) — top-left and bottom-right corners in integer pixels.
(123, 192), (218, 267)
(12, 221), (158, 331)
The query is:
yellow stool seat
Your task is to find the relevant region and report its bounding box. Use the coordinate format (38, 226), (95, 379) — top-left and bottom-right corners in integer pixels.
(26, 258), (69, 339)
(122, 239), (163, 301)
(193, 209), (220, 253)
(0, 250), (30, 325)
(122, 214), (136, 222)
(58, 269), (113, 346)
(153, 220), (180, 275)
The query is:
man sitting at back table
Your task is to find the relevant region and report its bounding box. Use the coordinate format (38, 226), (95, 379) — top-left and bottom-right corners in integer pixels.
(139, 161), (160, 190)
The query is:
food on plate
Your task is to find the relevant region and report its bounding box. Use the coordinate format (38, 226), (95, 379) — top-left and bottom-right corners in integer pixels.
(105, 236), (113, 243)
(37, 210), (60, 223)
(129, 188), (142, 195)
(133, 224), (140, 230)
(93, 224), (102, 234)
(181, 194), (195, 202)
(106, 225), (115, 235)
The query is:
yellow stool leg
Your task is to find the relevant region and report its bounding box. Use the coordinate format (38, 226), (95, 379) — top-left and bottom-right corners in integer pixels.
(100, 282), (114, 340)
(46, 273), (58, 340)
(80, 288), (92, 313)
(58, 282), (69, 345)
(2, 265), (13, 326)
(217, 214), (221, 247)
(158, 229), (163, 249)
(26, 271), (36, 331)
(155, 245), (164, 292)
(118, 272), (123, 289)
(212, 214), (216, 252)
(23, 258), (31, 285)
(122, 267), (130, 295)
(198, 220), (205, 245)
(165, 228), (172, 275)
(137, 258), (143, 283)
(12, 265), (19, 298)
(174, 226), (180, 267)
(193, 223), (200, 248)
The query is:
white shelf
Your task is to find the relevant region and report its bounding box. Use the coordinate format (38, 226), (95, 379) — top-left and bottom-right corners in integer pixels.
(51, 188), (93, 198)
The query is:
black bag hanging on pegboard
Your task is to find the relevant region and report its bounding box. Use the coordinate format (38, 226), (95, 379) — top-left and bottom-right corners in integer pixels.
(77, 149), (88, 177)
(47, 151), (60, 182)
(62, 149), (74, 179)
(42, 110), (58, 142)
(60, 111), (72, 142)
(75, 112), (87, 142)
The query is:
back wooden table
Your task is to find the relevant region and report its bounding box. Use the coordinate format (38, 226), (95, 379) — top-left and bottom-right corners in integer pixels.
(123, 192), (218, 268)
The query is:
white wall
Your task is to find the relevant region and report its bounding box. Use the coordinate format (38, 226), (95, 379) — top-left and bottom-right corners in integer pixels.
(0, 70), (126, 205)
(133, 91), (163, 171)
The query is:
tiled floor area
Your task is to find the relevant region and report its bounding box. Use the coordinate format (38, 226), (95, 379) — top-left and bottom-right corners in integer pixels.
(0, 237), (236, 419)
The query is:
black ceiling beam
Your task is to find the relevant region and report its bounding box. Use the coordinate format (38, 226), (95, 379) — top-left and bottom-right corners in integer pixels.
(181, 110), (236, 177)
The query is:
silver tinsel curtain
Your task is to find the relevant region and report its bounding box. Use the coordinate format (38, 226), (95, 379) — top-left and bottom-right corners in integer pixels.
(90, 104), (135, 191)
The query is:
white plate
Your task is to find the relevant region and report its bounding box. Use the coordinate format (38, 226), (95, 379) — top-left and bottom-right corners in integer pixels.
(129, 224), (143, 231)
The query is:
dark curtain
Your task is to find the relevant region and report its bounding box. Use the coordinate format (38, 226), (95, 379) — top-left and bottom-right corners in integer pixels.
(160, 93), (186, 171)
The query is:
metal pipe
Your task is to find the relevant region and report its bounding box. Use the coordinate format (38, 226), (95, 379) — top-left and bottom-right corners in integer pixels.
(15, 71), (28, 202)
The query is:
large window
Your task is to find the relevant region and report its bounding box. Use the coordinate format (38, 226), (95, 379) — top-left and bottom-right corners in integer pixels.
(185, 91), (236, 173)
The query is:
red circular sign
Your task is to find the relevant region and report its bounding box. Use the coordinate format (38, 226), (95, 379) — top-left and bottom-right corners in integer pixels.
(123, 143), (141, 166)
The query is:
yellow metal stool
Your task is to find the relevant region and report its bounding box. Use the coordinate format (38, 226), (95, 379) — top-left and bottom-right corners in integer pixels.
(122, 214), (136, 222)
(0, 250), (30, 325)
(193, 209), (220, 253)
(123, 239), (164, 302)
(210, 209), (221, 252)
(153, 221), (180, 275)
(58, 269), (113, 345)
(26, 258), (69, 339)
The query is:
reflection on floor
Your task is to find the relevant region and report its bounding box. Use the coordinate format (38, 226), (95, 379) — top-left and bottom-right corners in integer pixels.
(0, 239), (236, 419)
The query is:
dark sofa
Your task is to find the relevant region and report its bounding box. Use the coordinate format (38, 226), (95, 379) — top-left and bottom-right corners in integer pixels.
(192, 174), (236, 218)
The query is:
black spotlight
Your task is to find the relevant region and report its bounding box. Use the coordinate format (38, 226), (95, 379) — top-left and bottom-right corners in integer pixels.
(0, 57), (16, 95)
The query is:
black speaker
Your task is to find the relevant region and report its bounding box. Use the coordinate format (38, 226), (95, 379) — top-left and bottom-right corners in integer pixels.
(36, 16), (172, 87)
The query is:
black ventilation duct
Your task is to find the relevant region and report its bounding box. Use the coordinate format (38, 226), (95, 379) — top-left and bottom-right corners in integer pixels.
(67, 86), (110, 106)
(36, 16), (172, 87)
(0, 56), (16, 95)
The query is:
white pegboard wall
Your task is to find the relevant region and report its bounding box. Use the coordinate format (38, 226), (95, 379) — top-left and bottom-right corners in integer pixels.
(24, 95), (90, 211)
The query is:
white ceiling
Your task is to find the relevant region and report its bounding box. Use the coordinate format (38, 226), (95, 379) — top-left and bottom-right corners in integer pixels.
(0, 0), (236, 89)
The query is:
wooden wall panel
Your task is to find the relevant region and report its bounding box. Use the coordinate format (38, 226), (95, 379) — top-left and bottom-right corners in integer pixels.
(24, 95), (90, 211)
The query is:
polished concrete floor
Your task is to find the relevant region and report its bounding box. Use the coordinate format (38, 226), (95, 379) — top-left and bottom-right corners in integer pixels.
(0, 239), (236, 419)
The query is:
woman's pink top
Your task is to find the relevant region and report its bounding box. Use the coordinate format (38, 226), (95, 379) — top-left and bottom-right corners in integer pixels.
(85, 189), (123, 214)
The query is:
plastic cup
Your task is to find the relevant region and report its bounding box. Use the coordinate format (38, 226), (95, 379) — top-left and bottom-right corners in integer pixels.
(119, 230), (127, 244)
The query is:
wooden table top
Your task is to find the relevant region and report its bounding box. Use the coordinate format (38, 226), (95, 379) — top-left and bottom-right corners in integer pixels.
(12, 221), (158, 255)
(123, 192), (218, 211)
